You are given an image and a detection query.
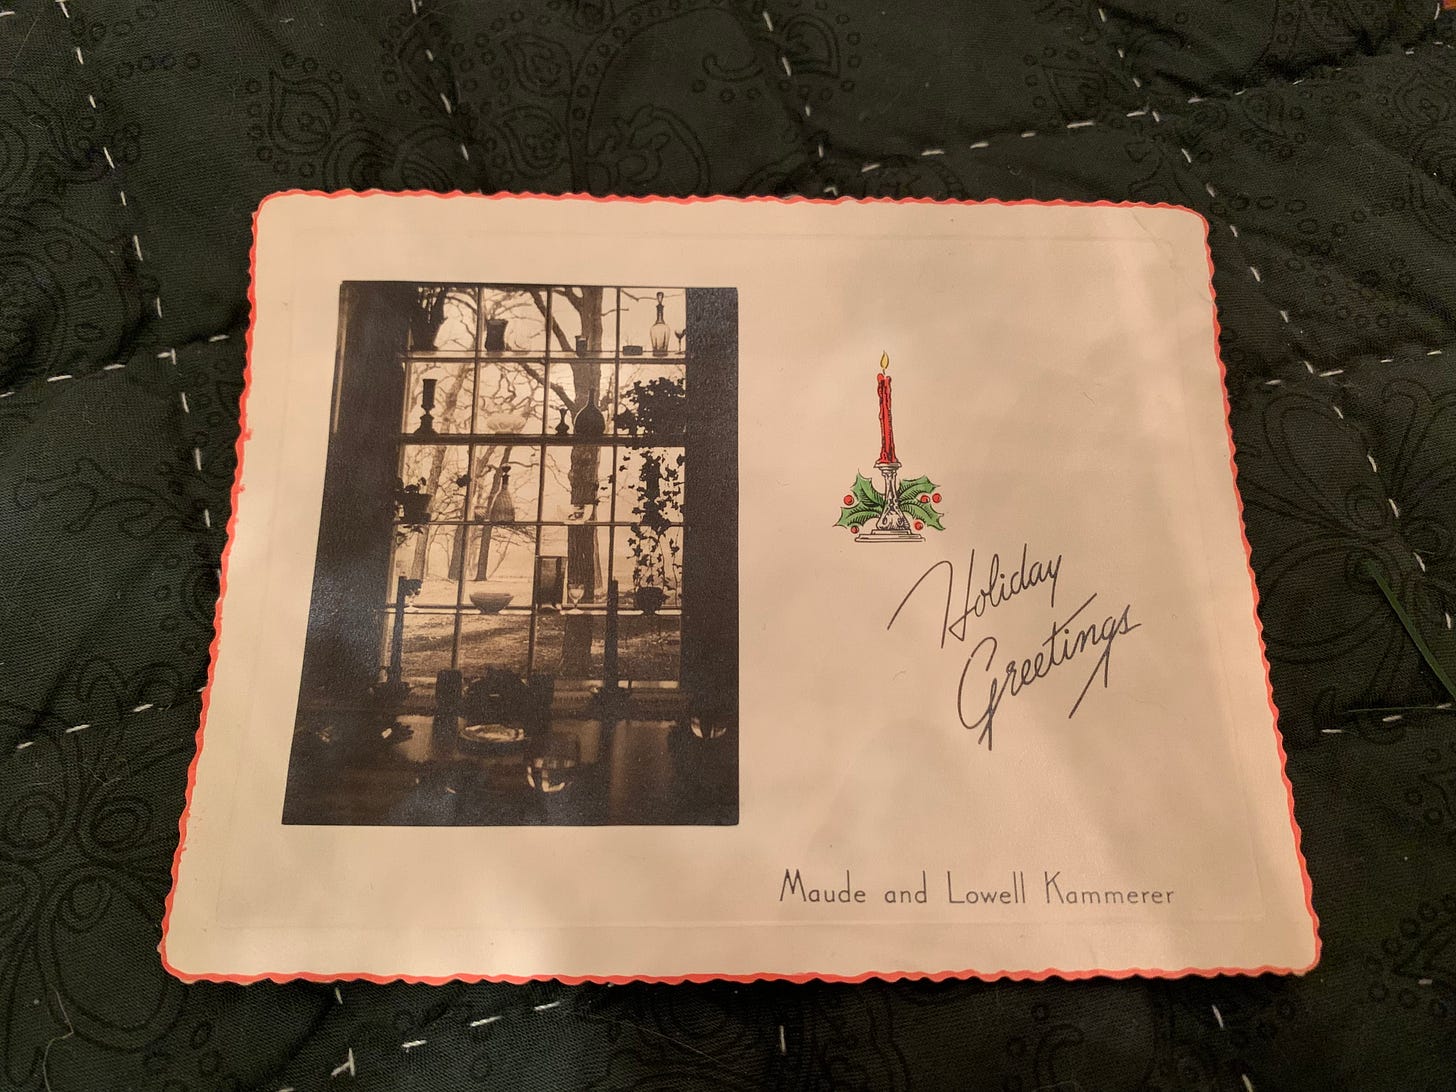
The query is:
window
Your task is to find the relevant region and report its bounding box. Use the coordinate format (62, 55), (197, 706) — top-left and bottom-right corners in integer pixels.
(296, 281), (736, 722)
(288, 280), (737, 826)
(381, 284), (691, 705)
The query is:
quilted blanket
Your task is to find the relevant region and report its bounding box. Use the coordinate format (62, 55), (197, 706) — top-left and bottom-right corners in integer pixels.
(2, 1), (1454, 1088)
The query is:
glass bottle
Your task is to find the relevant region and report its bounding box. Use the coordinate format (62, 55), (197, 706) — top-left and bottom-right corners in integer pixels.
(488, 465), (515, 523)
(572, 398), (605, 439)
(649, 291), (670, 356)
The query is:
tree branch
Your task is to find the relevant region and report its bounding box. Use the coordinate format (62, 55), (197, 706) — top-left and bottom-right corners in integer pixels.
(518, 358), (577, 413)
(528, 287), (576, 357)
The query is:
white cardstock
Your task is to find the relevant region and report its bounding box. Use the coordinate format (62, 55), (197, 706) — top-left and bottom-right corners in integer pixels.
(162, 193), (1318, 984)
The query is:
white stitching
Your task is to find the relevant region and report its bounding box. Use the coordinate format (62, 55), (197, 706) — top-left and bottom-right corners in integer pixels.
(330, 1048), (356, 1079)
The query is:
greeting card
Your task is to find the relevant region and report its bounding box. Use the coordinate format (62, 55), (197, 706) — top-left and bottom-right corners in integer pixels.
(161, 193), (1317, 983)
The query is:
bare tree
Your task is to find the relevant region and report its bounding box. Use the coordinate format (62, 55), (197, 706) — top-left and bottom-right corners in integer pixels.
(529, 287), (609, 675)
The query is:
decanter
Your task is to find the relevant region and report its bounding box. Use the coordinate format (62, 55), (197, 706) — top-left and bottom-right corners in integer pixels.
(649, 291), (670, 356)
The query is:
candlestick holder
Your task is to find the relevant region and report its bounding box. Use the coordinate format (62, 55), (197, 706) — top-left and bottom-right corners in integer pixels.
(415, 377), (437, 435)
(857, 460), (923, 543)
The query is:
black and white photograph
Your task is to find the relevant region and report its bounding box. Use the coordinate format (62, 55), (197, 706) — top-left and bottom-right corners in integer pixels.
(281, 281), (739, 826)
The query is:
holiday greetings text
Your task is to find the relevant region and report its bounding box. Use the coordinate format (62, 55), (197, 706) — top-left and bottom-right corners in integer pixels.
(886, 543), (1142, 750)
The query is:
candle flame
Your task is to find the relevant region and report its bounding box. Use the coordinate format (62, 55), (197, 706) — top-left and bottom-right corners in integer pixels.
(879, 351), (890, 372)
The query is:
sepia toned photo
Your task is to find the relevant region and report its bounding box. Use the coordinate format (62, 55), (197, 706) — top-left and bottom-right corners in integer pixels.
(281, 282), (739, 826)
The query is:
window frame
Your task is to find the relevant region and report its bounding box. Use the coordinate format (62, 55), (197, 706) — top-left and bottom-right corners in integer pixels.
(384, 283), (691, 692)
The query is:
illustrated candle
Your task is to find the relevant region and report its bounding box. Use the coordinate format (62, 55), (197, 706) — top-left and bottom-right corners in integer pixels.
(876, 351), (897, 465)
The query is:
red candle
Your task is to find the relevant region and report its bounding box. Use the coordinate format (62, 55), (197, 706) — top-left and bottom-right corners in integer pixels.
(876, 351), (897, 465)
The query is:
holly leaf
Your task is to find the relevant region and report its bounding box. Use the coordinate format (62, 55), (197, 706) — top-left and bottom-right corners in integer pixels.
(849, 472), (883, 507)
(836, 472), (884, 529)
(836, 501), (883, 529)
(898, 474), (945, 531)
(900, 496), (945, 531)
(898, 476), (938, 506)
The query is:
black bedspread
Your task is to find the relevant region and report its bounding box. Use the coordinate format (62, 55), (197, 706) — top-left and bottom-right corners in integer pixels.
(2, 2), (1454, 1088)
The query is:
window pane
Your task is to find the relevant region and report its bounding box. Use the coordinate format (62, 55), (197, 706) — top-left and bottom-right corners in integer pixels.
(475, 354), (548, 436)
(617, 614), (681, 682)
(532, 610), (607, 682)
(461, 523), (536, 612)
(613, 525), (683, 609)
(378, 608), (460, 705)
(548, 285), (615, 355)
(479, 287), (547, 352)
(387, 524), (471, 607)
(457, 614), (531, 679)
(541, 445), (611, 524)
(397, 445), (472, 523)
(621, 287), (685, 358)
(406, 285), (478, 353)
(612, 364), (686, 442)
(545, 358), (614, 440)
(466, 444), (541, 524)
(616, 446), (686, 525)
(403, 357), (474, 434)
(539, 524), (612, 606)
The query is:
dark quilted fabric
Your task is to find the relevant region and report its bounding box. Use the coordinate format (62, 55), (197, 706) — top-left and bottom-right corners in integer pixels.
(2, 1), (1455, 1088)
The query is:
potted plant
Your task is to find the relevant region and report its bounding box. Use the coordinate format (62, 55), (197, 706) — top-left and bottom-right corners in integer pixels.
(394, 476), (432, 526)
(620, 449), (683, 614)
(614, 375), (687, 442)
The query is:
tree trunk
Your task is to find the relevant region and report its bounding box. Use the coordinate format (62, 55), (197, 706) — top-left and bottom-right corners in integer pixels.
(563, 287), (605, 675)
(472, 450), (508, 582)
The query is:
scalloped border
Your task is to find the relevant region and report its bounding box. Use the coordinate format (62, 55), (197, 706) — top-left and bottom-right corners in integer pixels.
(159, 189), (1321, 987)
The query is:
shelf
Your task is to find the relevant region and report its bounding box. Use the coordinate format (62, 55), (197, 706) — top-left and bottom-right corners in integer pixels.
(398, 433), (690, 447)
(393, 527), (687, 535)
(399, 350), (690, 365)
(374, 605), (684, 618)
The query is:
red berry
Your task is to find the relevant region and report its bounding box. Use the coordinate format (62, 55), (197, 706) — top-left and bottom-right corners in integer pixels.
(918, 493), (930, 503)
(913, 519), (924, 531)
(843, 494), (855, 506)
(931, 492), (941, 503)
(850, 525), (860, 534)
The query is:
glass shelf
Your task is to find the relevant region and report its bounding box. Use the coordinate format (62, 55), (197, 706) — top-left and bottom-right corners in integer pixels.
(398, 433), (693, 446)
(400, 350), (689, 365)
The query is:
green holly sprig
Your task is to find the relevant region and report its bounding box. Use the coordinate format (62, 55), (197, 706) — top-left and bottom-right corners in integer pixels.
(836, 473), (945, 535)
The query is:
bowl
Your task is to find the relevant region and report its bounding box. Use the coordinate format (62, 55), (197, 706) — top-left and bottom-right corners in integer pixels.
(469, 590), (513, 614)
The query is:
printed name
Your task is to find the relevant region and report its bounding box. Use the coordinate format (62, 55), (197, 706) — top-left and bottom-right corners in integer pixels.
(779, 868), (1175, 908)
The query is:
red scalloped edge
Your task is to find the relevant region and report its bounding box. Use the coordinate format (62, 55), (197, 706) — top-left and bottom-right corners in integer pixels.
(159, 188), (1321, 987)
